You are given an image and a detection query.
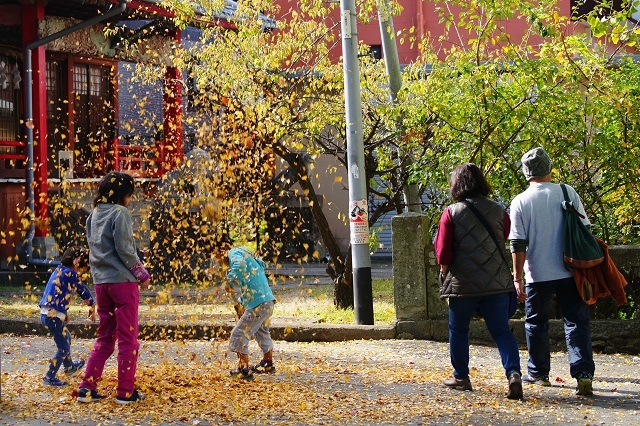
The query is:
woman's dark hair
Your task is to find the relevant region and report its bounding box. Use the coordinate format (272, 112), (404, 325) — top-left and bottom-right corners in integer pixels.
(449, 163), (492, 201)
(93, 172), (135, 207)
(60, 246), (89, 268)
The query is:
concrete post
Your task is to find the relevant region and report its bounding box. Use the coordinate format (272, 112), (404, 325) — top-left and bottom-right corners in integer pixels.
(392, 212), (429, 320)
(392, 212), (449, 338)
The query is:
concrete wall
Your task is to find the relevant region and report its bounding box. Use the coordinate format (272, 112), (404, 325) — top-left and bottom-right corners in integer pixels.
(392, 212), (640, 355)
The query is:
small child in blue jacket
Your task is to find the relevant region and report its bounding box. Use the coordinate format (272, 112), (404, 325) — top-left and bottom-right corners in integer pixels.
(39, 246), (96, 386)
(213, 235), (276, 381)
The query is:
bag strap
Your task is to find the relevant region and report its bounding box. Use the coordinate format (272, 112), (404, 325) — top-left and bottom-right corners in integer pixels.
(560, 183), (570, 203)
(561, 183), (586, 219)
(461, 199), (509, 267)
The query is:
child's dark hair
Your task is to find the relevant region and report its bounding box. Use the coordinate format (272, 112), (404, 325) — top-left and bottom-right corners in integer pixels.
(213, 232), (234, 259)
(94, 172), (135, 207)
(61, 246), (89, 269)
(217, 233), (233, 251)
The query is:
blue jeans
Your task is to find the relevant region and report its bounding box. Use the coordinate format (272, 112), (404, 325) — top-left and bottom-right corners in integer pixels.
(448, 293), (521, 380)
(525, 277), (595, 379)
(41, 314), (72, 378)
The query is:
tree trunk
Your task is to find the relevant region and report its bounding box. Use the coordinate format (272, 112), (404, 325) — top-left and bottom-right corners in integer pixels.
(333, 246), (354, 309)
(275, 148), (354, 309)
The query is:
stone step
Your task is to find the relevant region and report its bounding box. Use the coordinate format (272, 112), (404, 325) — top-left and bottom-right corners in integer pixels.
(0, 270), (52, 287)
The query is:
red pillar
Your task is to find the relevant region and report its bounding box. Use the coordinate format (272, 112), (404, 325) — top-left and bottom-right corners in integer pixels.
(162, 29), (183, 173)
(22, 4), (49, 237)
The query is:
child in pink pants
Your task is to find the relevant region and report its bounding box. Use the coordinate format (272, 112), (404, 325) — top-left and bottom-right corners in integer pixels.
(77, 172), (150, 405)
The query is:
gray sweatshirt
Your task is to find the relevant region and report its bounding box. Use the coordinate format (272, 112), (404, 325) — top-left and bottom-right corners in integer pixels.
(86, 203), (140, 284)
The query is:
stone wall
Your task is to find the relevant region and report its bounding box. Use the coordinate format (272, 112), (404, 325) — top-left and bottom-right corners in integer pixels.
(392, 212), (640, 355)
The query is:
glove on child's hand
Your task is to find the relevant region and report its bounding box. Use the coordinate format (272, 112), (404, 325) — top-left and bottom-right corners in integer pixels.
(129, 261), (150, 284)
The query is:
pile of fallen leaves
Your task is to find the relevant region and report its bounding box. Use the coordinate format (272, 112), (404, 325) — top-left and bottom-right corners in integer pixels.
(1, 357), (447, 425)
(3, 338), (632, 425)
(0, 340), (490, 425)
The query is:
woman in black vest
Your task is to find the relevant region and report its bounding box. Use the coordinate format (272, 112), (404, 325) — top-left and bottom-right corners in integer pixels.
(434, 163), (523, 400)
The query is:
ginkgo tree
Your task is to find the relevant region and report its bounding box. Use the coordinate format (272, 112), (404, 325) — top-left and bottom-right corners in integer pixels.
(130, 0), (640, 312)
(399, 0), (640, 245)
(137, 0), (429, 309)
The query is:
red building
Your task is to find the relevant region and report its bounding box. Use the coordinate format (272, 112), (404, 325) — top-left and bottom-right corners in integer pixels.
(0, 0), (248, 269)
(273, 0), (635, 64)
(0, 0), (635, 268)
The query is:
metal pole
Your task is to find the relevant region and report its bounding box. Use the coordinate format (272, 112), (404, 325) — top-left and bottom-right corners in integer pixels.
(339, 0), (374, 324)
(377, 0), (421, 212)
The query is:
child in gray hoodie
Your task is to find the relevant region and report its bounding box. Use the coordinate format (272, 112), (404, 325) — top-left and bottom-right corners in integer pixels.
(77, 172), (149, 405)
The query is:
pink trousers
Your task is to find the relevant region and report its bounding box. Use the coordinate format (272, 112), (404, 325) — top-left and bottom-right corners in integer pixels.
(79, 281), (140, 398)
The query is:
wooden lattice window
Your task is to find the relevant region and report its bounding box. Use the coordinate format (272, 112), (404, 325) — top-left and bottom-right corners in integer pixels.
(0, 54), (20, 142)
(0, 54), (24, 177)
(72, 61), (114, 177)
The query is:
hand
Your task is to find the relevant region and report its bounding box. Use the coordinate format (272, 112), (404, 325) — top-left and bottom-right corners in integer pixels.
(84, 299), (92, 306)
(88, 305), (96, 322)
(514, 280), (527, 302)
(439, 266), (448, 282)
(140, 279), (150, 290)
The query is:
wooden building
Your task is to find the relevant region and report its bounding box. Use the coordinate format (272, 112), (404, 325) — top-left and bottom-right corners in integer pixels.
(0, 0), (266, 268)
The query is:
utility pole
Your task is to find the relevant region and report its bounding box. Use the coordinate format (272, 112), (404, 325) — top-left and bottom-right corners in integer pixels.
(377, 0), (421, 213)
(339, 0), (374, 324)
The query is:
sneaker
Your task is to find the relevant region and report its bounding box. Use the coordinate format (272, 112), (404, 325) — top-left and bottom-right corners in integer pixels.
(507, 372), (524, 400)
(64, 360), (85, 376)
(576, 374), (594, 396)
(230, 367), (255, 381)
(116, 389), (146, 405)
(42, 376), (68, 387)
(251, 360), (276, 374)
(522, 374), (551, 387)
(443, 377), (473, 391)
(77, 387), (103, 403)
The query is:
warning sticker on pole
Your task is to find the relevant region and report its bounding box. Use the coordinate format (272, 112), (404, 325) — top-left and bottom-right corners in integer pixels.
(349, 199), (370, 245)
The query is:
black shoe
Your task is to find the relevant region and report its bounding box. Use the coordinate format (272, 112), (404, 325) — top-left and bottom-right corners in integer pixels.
(576, 373), (594, 396)
(230, 367), (254, 381)
(522, 374), (551, 387)
(77, 388), (103, 403)
(251, 360), (276, 374)
(507, 373), (524, 400)
(116, 389), (145, 405)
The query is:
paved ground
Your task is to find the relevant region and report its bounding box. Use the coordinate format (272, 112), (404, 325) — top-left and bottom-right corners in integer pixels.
(1, 336), (640, 425)
(2, 260), (640, 425)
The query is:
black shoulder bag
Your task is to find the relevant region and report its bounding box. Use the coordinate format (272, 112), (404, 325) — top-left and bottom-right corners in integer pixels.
(462, 200), (518, 318)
